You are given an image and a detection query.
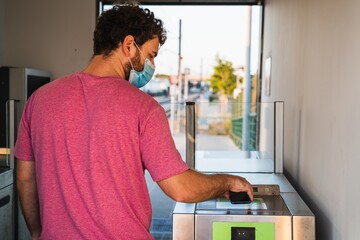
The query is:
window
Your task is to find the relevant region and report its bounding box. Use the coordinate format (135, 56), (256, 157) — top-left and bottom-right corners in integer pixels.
(97, 2), (264, 239)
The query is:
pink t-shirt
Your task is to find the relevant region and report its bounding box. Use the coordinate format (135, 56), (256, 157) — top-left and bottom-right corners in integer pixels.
(14, 72), (189, 239)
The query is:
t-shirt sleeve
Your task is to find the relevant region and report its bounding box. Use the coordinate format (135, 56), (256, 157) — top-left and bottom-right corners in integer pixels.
(140, 105), (189, 182)
(14, 100), (35, 161)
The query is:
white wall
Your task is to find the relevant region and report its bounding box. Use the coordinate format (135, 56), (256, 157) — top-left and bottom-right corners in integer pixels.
(0, 0), (95, 79)
(2, 0), (360, 239)
(0, 1), (5, 65)
(0, 1), (95, 239)
(262, 0), (360, 239)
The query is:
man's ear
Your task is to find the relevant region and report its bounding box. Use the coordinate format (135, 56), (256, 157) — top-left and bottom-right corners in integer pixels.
(121, 35), (135, 57)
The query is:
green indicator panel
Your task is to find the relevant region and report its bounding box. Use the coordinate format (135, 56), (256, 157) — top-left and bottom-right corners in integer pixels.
(213, 222), (275, 240)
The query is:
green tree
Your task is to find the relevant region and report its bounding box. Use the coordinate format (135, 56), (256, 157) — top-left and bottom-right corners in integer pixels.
(210, 56), (237, 96)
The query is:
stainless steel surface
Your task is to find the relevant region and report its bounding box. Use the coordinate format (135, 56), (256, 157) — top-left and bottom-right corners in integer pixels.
(173, 214), (195, 240)
(173, 173), (315, 239)
(252, 184), (280, 195)
(196, 194), (290, 215)
(281, 192), (314, 216)
(274, 101), (284, 173)
(0, 169), (14, 240)
(9, 68), (26, 126)
(195, 215), (292, 240)
(232, 173), (296, 193)
(173, 203), (196, 240)
(281, 192), (315, 240)
(293, 216), (315, 240)
(7, 100), (16, 169)
(0, 168), (13, 189)
(186, 102), (195, 169)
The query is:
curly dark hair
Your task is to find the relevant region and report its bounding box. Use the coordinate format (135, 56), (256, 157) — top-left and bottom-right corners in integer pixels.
(93, 4), (167, 57)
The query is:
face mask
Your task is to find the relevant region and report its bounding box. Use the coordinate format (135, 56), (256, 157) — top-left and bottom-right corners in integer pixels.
(128, 42), (155, 88)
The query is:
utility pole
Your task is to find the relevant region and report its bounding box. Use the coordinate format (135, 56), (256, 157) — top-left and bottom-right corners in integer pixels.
(184, 68), (190, 100)
(242, 6), (252, 150)
(177, 19), (183, 103)
(175, 19), (182, 133)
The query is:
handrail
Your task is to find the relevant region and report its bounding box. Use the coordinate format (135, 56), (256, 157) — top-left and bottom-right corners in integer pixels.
(6, 99), (18, 169)
(185, 102), (195, 169)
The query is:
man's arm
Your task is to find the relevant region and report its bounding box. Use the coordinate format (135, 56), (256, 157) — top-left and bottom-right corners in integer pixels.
(17, 160), (41, 239)
(157, 169), (253, 203)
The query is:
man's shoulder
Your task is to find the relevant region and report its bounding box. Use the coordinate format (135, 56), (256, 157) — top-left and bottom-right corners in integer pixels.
(39, 72), (80, 89)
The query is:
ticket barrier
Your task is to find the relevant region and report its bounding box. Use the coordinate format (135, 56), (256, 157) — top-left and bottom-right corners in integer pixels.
(172, 102), (315, 240)
(173, 174), (315, 240)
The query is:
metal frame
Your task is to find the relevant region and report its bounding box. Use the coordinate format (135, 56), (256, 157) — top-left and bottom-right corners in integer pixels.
(6, 100), (18, 169)
(274, 101), (284, 173)
(98, 0), (263, 7)
(186, 102), (196, 169)
(96, 0), (264, 19)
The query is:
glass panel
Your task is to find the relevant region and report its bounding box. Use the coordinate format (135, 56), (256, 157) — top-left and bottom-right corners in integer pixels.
(194, 101), (276, 173)
(146, 101), (187, 240)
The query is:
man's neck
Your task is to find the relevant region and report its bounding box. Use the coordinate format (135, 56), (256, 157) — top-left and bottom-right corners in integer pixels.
(83, 55), (126, 79)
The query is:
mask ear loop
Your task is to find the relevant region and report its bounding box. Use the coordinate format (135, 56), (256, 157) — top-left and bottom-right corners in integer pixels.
(133, 41), (146, 61)
(128, 57), (135, 70)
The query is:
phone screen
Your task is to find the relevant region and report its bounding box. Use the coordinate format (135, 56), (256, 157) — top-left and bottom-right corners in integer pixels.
(229, 191), (252, 204)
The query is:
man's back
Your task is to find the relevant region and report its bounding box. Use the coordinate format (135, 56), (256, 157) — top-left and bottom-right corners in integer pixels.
(15, 72), (188, 239)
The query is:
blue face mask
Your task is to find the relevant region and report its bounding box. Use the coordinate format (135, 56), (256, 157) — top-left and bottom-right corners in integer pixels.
(128, 42), (155, 88)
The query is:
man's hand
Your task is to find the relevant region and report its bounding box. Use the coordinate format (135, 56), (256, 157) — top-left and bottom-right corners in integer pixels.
(223, 175), (254, 201)
(157, 169), (253, 203)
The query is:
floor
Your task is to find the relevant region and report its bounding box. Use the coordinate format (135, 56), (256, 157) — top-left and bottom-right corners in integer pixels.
(146, 173), (175, 240)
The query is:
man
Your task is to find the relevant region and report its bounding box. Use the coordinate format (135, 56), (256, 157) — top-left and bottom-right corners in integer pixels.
(15, 2), (253, 240)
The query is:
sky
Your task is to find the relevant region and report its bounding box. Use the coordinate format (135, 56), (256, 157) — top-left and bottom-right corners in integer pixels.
(146, 5), (262, 79)
(104, 5), (262, 79)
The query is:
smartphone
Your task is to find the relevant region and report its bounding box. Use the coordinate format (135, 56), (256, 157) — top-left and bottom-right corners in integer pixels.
(229, 191), (252, 204)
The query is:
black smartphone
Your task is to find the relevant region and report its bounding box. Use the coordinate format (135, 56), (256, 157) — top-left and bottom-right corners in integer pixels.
(229, 191), (252, 204)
